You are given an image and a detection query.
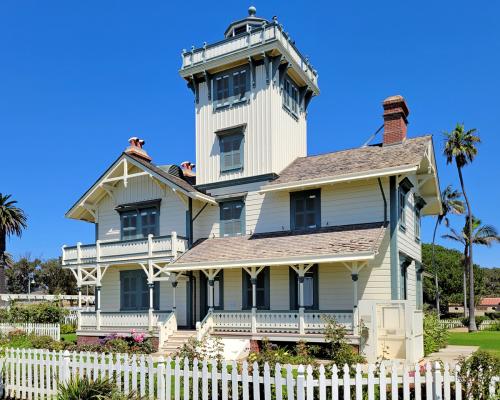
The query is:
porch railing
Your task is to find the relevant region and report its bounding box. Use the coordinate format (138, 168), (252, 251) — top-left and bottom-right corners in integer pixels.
(208, 310), (353, 335)
(62, 233), (188, 266)
(79, 311), (172, 331)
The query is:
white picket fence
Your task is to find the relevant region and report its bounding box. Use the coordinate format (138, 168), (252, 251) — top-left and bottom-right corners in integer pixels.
(0, 324), (60, 341)
(0, 348), (499, 400)
(439, 318), (499, 331)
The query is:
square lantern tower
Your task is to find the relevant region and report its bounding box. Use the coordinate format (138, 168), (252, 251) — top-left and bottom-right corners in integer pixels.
(179, 6), (320, 187)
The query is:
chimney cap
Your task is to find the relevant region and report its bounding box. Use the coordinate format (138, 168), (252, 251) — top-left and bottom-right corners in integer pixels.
(383, 95), (409, 115)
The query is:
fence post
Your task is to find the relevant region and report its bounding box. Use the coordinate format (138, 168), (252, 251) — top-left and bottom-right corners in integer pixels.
(433, 361), (442, 400)
(62, 350), (71, 384)
(296, 365), (305, 400)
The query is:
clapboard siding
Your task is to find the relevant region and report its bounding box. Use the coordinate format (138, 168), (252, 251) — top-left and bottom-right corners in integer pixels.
(223, 268), (242, 310)
(96, 176), (187, 241)
(195, 65), (307, 186)
(270, 266), (290, 310)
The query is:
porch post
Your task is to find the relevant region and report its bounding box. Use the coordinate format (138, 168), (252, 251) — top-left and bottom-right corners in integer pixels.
(251, 277), (257, 334)
(208, 278), (214, 311)
(351, 272), (359, 336)
(172, 273), (178, 314)
(77, 287), (82, 330)
(95, 285), (101, 330)
(298, 274), (305, 335)
(148, 283), (155, 330)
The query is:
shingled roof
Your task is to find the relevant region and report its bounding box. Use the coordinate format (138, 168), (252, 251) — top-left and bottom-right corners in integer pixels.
(171, 222), (387, 270)
(263, 136), (432, 189)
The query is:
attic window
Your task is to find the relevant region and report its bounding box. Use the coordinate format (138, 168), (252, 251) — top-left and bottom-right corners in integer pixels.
(233, 25), (247, 35)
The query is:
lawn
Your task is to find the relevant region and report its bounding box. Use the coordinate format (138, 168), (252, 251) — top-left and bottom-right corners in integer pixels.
(448, 331), (500, 357)
(60, 333), (77, 344)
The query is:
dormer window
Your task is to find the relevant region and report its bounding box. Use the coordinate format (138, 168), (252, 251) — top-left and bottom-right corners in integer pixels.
(233, 25), (247, 36)
(214, 66), (249, 109)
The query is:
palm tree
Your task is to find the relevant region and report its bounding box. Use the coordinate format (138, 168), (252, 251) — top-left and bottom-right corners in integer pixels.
(431, 186), (464, 316)
(443, 216), (499, 318)
(0, 194), (27, 293)
(444, 123), (480, 331)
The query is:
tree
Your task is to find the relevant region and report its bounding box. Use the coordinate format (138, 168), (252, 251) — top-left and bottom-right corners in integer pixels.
(430, 185), (464, 316)
(0, 194), (27, 293)
(444, 123), (481, 331)
(442, 216), (499, 317)
(422, 244), (485, 312)
(5, 255), (40, 294)
(38, 258), (77, 294)
(482, 267), (500, 296)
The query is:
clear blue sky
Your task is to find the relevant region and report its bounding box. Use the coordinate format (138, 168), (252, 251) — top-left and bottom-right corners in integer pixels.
(2, 1), (499, 267)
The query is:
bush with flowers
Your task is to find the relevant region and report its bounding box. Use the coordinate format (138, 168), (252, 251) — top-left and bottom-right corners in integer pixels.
(96, 330), (154, 354)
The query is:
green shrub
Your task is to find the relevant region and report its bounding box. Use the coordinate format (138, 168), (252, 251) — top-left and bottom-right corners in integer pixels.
(423, 311), (449, 355)
(248, 339), (317, 369)
(3, 302), (68, 324)
(323, 315), (365, 368)
(458, 350), (500, 399)
(176, 335), (224, 364)
(60, 324), (76, 335)
(486, 321), (500, 331)
(103, 338), (130, 354)
(30, 335), (55, 349)
(57, 377), (117, 400)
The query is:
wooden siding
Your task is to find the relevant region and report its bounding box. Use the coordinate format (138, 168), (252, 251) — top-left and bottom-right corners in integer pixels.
(195, 64), (307, 185)
(96, 175), (187, 241)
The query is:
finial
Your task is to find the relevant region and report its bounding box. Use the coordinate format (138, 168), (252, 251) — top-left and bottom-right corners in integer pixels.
(248, 6), (256, 16)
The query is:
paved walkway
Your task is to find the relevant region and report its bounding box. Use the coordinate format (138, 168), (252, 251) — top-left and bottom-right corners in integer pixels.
(424, 345), (478, 365)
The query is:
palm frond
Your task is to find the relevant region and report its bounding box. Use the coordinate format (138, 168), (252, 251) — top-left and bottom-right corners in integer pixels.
(0, 193), (27, 238)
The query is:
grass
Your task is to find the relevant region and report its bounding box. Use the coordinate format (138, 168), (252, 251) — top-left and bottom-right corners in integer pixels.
(61, 333), (77, 344)
(448, 330), (500, 357)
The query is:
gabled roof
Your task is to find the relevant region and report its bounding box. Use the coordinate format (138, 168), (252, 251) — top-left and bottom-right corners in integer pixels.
(260, 135), (441, 215)
(170, 222), (387, 271)
(66, 153), (215, 222)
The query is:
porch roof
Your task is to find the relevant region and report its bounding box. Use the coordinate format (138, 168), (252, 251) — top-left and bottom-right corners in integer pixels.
(170, 222), (387, 271)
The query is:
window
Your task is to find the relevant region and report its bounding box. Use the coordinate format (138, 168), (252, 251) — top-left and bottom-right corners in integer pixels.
(398, 178), (413, 232)
(120, 270), (159, 311)
(290, 190), (321, 230)
(219, 133), (244, 172)
(119, 205), (159, 240)
(415, 207), (421, 241)
(283, 77), (299, 116)
(289, 265), (318, 310)
(398, 189), (407, 231)
(214, 67), (248, 109)
(233, 25), (247, 35)
(242, 268), (270, 310)
(206, 271), (223, 309)
(220, 200), (245, 237)
(400, 255), (412, 301)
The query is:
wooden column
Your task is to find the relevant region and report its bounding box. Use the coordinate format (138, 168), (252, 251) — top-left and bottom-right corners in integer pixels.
(208, 279), (214, 311)
(95, 286), (101, 330)
(148, 283), (155, 330)
(172, 273), (178, 314)
(351, 272), (359, 335)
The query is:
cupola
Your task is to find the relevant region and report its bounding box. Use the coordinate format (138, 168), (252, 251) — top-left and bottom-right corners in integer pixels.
(224, 6), (268, 38)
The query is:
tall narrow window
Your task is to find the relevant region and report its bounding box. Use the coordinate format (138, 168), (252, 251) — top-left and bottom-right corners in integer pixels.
(414, 208), (421, 241)
(289, 265), (318, 310)
(242, 269), (270, 310)
(215, 75), (230, 107)
(219, 133), (244, 172)
(220, 200), (245, 237)
(290, 190), (321, 230)
(283, 76), (300, 117)
(398, 178), (413, 232)
(233, 70), (247, 102)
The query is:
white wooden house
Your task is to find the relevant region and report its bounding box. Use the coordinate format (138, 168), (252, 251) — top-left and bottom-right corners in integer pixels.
(62, 7), (441, 363)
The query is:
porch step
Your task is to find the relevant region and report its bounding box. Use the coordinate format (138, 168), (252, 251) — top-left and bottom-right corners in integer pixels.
(160, 330), (197, 355)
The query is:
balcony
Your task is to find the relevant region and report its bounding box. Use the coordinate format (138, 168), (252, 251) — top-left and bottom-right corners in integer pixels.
(62, 233), (188, 266)
(180, 22), (319, 90)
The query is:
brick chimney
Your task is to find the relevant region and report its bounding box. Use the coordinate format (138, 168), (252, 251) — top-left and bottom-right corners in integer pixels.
(125, 137), (152, 162)
(382, 95), (409, 145)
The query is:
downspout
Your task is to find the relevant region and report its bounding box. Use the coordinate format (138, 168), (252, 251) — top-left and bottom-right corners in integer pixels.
(377, 178), (388, 224)
(389, 176), (399, 300)
(186, 198), (193, 248)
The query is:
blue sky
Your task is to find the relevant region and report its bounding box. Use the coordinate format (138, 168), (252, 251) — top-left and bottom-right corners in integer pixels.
(1, 1), (499, 267)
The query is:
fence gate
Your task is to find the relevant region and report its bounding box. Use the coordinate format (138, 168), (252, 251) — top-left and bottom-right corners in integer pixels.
(376, 302), (407, 360)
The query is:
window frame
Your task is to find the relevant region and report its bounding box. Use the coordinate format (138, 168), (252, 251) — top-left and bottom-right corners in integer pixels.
(242, 268), (270, 310)
(398, 189), (407, 232)
(219, 199), (245, 237)
(283, 75), (300, 117)
(117, 200), (161, 241)
(289, 265), (319, 310)
(120, 270), (159, 311)
(290, 189), (321, 231)
(213, 65), (249, 110)
(219, 132), (244, 173)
